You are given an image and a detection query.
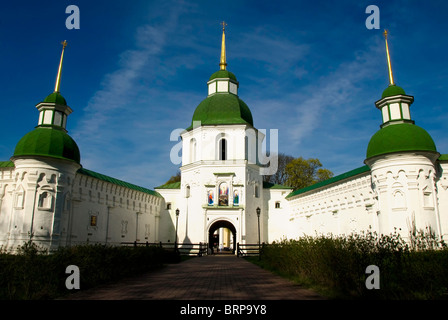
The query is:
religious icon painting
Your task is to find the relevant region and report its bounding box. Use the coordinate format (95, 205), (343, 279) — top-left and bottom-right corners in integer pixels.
(219, 182), (229, 206)
(208, 190), (214, 206)
(233, 189), (239, 206)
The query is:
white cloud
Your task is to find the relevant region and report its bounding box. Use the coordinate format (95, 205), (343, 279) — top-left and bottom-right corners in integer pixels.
(71, 3), (191, 187)
(240, 37), (386, 174)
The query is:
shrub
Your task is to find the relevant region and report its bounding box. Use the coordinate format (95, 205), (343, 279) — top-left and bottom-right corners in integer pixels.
(260, 230), (448, 299)
(0, 242), (169, 300)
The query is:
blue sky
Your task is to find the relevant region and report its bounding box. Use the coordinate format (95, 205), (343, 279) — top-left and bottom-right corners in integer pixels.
(1, 0), (448, 189)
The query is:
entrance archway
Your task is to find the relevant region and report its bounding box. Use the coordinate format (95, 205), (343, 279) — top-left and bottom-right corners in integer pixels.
(208, 220), (237, 254)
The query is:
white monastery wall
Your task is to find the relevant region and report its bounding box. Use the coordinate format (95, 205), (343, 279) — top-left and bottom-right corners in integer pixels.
(287, 170), (376, 239)
(0, 160), (162, 251)
(263, 187), (293, 243)
(68, 172), (161, 246)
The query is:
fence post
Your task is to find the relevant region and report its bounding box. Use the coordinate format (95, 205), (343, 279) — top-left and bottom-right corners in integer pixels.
(237, 243), (240, 257)
(260, 242), (265, 260)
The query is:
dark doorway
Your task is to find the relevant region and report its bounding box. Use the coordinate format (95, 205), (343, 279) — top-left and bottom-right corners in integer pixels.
(208, 220), (237, 255)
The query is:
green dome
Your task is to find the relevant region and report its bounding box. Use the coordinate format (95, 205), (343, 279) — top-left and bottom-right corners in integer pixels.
(209, 70), (237, 81)
(13, 127), (80, 164)
(381, 85), (406, 98)
(366, 123), (437, 159)
(43, 92), (67, 105)
(188, 93), (253, 129)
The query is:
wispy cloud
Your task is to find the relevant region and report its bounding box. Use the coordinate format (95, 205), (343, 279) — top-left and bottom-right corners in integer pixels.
(243, 37), (385, 174)
(72, 2), (192, 187)
(287, 40), (384, 145)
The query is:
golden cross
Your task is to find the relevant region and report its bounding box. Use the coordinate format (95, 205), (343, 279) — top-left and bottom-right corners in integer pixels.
(221, 21), (227, 32)
(383, 29), (388, 39)
(54, 40), (68, 92)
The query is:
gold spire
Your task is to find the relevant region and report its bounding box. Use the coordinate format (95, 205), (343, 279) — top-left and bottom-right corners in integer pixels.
(54, 40), (68, 93)
(219, 21), (227, 70)
(383, 30), (395, 86)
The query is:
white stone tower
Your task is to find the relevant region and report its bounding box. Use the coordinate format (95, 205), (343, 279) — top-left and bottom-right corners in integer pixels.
(7, 41), (81, 251)
(162, 23), (266, 252)
(364, 31), (441, 239)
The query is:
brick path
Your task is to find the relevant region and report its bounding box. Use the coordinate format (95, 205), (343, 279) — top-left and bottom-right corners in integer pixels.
(62, 255), (324, 300)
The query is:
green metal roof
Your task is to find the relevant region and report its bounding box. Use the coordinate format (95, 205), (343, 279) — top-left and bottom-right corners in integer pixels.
(43, 92), (67, 106)
(78, 168), (162, 197)
(286, 165), (371, 199)
(209, 70), (237, 81)
(438, 154), (448, 161)
(366, 123), (437, 159)
(381, 85), (406, 98)
(188, 93), (253, 130)
(13, 127), (80, 164)
(0, 161), (161, 197)
(0, 161), (14, 168)
(155, 181), (181, 189)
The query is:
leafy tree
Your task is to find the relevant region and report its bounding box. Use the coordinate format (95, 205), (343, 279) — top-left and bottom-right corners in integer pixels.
(264, 154), (333, 190)
(263, 153), (294, 185)
(165, 171), (181, 184)
(284, 157), (334, 190)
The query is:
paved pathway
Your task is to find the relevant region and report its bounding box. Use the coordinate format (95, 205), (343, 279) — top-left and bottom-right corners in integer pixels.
(62, 255), (324, 300)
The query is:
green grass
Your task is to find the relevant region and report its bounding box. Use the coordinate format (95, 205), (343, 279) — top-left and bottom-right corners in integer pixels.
(248, 230), (448, 300)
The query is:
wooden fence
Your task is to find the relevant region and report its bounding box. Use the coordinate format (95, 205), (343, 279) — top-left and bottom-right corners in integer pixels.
(236, 243), (264, 257)
(122, 241), (264, 258)
(121, 241), (208, 256)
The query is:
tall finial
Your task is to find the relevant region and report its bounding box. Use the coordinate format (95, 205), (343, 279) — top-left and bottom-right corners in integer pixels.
(54, 40), (68, 93)
(219, 21), (227, 70)
(383, 30), (395, 86)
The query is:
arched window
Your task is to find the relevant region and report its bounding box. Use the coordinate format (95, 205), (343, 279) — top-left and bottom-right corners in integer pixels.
(38, 191), (53, 210)
(219, 138), (227, 160)
(15, 186), (25, 209)
(392, 190), (406, 209)
(190, 138), (197, 163)
(64, 192), (71, 211)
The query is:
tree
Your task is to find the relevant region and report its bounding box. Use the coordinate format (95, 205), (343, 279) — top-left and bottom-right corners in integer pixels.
(165, 171), (181, 184)
(263, 153), (294, 185)
(284, 157), (334, 190)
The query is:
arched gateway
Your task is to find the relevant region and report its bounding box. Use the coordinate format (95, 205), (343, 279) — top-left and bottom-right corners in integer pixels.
(208, 220), (237, 254)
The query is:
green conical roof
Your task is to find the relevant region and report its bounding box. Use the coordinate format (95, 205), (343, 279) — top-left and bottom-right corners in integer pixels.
(13, 127), (80, 164)
(366, 123), (437, 159)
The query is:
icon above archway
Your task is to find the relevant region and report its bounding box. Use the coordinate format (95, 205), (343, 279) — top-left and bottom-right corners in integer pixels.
(219, 182), (229, 206)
